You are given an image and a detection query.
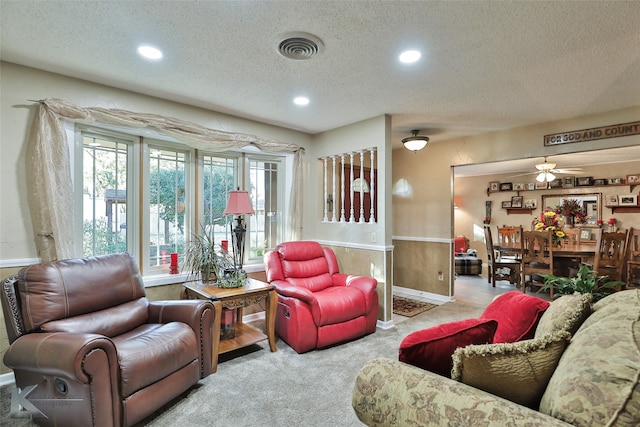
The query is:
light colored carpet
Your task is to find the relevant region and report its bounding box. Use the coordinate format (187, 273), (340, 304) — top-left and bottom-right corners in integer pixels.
(1, 301), (483, 427)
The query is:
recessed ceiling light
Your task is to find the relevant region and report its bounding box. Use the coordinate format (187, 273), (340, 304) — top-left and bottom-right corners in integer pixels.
(399, 50), (421, 64)
(293, 96), (310, 106)
(137, 45), (163, 60)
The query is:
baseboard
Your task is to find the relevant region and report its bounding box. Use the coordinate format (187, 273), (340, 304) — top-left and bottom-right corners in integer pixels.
(0, 372), (15, 387)
(376, 319), (395, 330)
(393, 285), (453, 304)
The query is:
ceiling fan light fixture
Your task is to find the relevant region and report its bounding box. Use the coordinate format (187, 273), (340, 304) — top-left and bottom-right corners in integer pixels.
(536, 171), (556, 182)
(535, 161), (556, 171)
(402, 130), (429, 152)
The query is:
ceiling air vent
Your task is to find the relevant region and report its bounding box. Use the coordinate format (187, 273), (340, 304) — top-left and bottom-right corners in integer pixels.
(277, 32), (324, 60)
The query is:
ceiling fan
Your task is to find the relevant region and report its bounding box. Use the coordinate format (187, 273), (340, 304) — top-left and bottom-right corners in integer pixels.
(512, 158), (583, 182)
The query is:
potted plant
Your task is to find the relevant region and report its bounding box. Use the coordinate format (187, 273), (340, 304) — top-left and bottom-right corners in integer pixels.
(183, 225), (247, 288)
(183, 226), (221, 283)
(539, 263), (626, 302)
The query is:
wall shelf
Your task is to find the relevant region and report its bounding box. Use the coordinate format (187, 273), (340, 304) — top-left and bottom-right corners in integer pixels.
(609, 206), (640, 214)
(505, 208), (534, 215)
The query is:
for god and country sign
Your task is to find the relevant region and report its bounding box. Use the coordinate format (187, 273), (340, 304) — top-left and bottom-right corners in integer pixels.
(544, 121), (640, 146)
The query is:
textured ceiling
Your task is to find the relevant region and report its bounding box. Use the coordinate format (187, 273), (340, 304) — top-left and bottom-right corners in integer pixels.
(1, 1), (639, 152)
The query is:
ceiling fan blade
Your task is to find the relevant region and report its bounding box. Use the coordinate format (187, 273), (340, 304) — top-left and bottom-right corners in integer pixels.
(551, 168), (583, 174)
(508, 172), (536, 178)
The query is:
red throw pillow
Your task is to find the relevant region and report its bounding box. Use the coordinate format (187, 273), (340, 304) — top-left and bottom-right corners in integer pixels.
(398, 318), (498, 377)
(480, 291), (550, 343)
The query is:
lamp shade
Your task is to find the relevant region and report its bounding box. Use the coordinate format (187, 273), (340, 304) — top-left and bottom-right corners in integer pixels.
(223, 190), (255, 215)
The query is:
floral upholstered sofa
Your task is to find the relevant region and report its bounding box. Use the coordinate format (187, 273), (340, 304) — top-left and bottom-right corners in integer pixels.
(352, 289), (640, 427)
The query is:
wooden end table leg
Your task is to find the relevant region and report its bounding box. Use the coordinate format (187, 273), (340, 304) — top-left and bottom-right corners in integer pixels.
(266, 289), (278, 352)
(211, 301), (222, 373)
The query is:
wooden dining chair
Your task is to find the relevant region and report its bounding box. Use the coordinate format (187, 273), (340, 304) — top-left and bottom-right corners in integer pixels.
(593, 229), (629, 291)
(563, 227), (580, 245)
(497, 225), (522, 259)
(560, 227), (581, 275)
(626, 227), (640, 287)
(484, 225), (521, 288)
(521, 230), (554, 298)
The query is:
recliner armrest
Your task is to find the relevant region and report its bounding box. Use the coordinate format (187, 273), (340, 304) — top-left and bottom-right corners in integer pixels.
(336, 274), (377, 313)
(271, 280), (316, 304)
(148, 299), (217, 378)
(4, 332), (117, 384)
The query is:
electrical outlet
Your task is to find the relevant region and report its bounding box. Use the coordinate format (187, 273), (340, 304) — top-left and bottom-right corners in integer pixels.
(438, 271), (444, 281)
(370, 232), (376, 243)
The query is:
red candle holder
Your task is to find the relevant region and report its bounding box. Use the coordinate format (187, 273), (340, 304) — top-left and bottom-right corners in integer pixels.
(170, 252), (179, 274)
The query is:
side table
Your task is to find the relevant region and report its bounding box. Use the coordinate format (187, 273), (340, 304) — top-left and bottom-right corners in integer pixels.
(181, 277), (278, 373)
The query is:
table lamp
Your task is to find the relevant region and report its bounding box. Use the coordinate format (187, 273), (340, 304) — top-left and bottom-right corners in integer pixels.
(223, 189), (255, 272)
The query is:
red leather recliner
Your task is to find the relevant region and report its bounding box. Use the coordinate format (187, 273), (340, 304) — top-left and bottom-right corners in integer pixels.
(264, 241), (378, 353)
(1, 253), (217, 427)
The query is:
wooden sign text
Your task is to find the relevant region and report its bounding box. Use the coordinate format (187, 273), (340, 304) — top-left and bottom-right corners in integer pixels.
(544, 121), (640, 146)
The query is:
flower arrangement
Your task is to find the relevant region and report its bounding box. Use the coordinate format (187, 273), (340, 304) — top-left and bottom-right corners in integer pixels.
(533, 209), (566, 245)
(554, 198), (588, 224)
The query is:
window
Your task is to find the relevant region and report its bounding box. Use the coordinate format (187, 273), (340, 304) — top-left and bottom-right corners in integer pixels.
(80, 132), (133, 257)
(202, 154), (237, 245)
(146, 145), (189, 269)
(75, 126), (288, 277)
(247, 155), (284, 260)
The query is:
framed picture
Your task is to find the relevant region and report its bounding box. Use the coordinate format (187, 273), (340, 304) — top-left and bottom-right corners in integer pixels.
(535, 181), (548, 190)
(606, 195), (619, 206)
(499, 182), (513, 191)
(580, 229), (592, 241)
(626, 174), (640, 184)
(619, 195), (638, 206)
(593, 178), (607, 186)
(576, 176), (593, 187)
(511, 196), (523, 208)
(524, 199), (537, 208)
(489, 181), (500, 192)
(549, 179), (562, 188)
(562, 177), (574, 188)
(527, 183), (536, 190)
(513, 183), (525, 191)
(608, 178), (623, 185)
(501, 200), (512, 208)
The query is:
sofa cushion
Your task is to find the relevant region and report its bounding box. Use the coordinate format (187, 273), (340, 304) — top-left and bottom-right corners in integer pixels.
(399, 318), (498, 377)
(451, 331), (571, 409)
(534, 292), (592, 339)
(539, 289), (640, 427)
(17, 253), (146, 332)
(42, 298), (149, 337)
(480, 291), (550, 343)
(113, 322), (198, 397)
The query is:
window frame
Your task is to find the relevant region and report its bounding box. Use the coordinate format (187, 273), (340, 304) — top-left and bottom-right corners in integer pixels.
(73, 124), (289, 278)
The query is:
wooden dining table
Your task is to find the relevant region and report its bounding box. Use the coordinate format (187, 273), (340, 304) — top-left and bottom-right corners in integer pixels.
(495, 243), (595, 258)
(495, 243), (596, 277)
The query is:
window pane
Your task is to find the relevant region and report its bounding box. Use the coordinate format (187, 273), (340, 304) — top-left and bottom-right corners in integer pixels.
(149, 147), (187, 267)
(202, 155), (235, 244)
(82, 135), (128, 257)
(248, 158), (281, 259)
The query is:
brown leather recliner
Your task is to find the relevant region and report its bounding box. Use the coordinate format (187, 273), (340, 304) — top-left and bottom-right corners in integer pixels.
(1, 253), (218, 427)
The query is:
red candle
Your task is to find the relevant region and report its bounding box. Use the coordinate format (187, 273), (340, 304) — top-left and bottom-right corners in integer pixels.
(221, 240), (229, 251)
(170, 252), (178, 267)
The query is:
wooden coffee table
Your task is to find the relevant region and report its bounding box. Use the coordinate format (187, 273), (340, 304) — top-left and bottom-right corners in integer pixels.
(181, 278), (277, 373)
